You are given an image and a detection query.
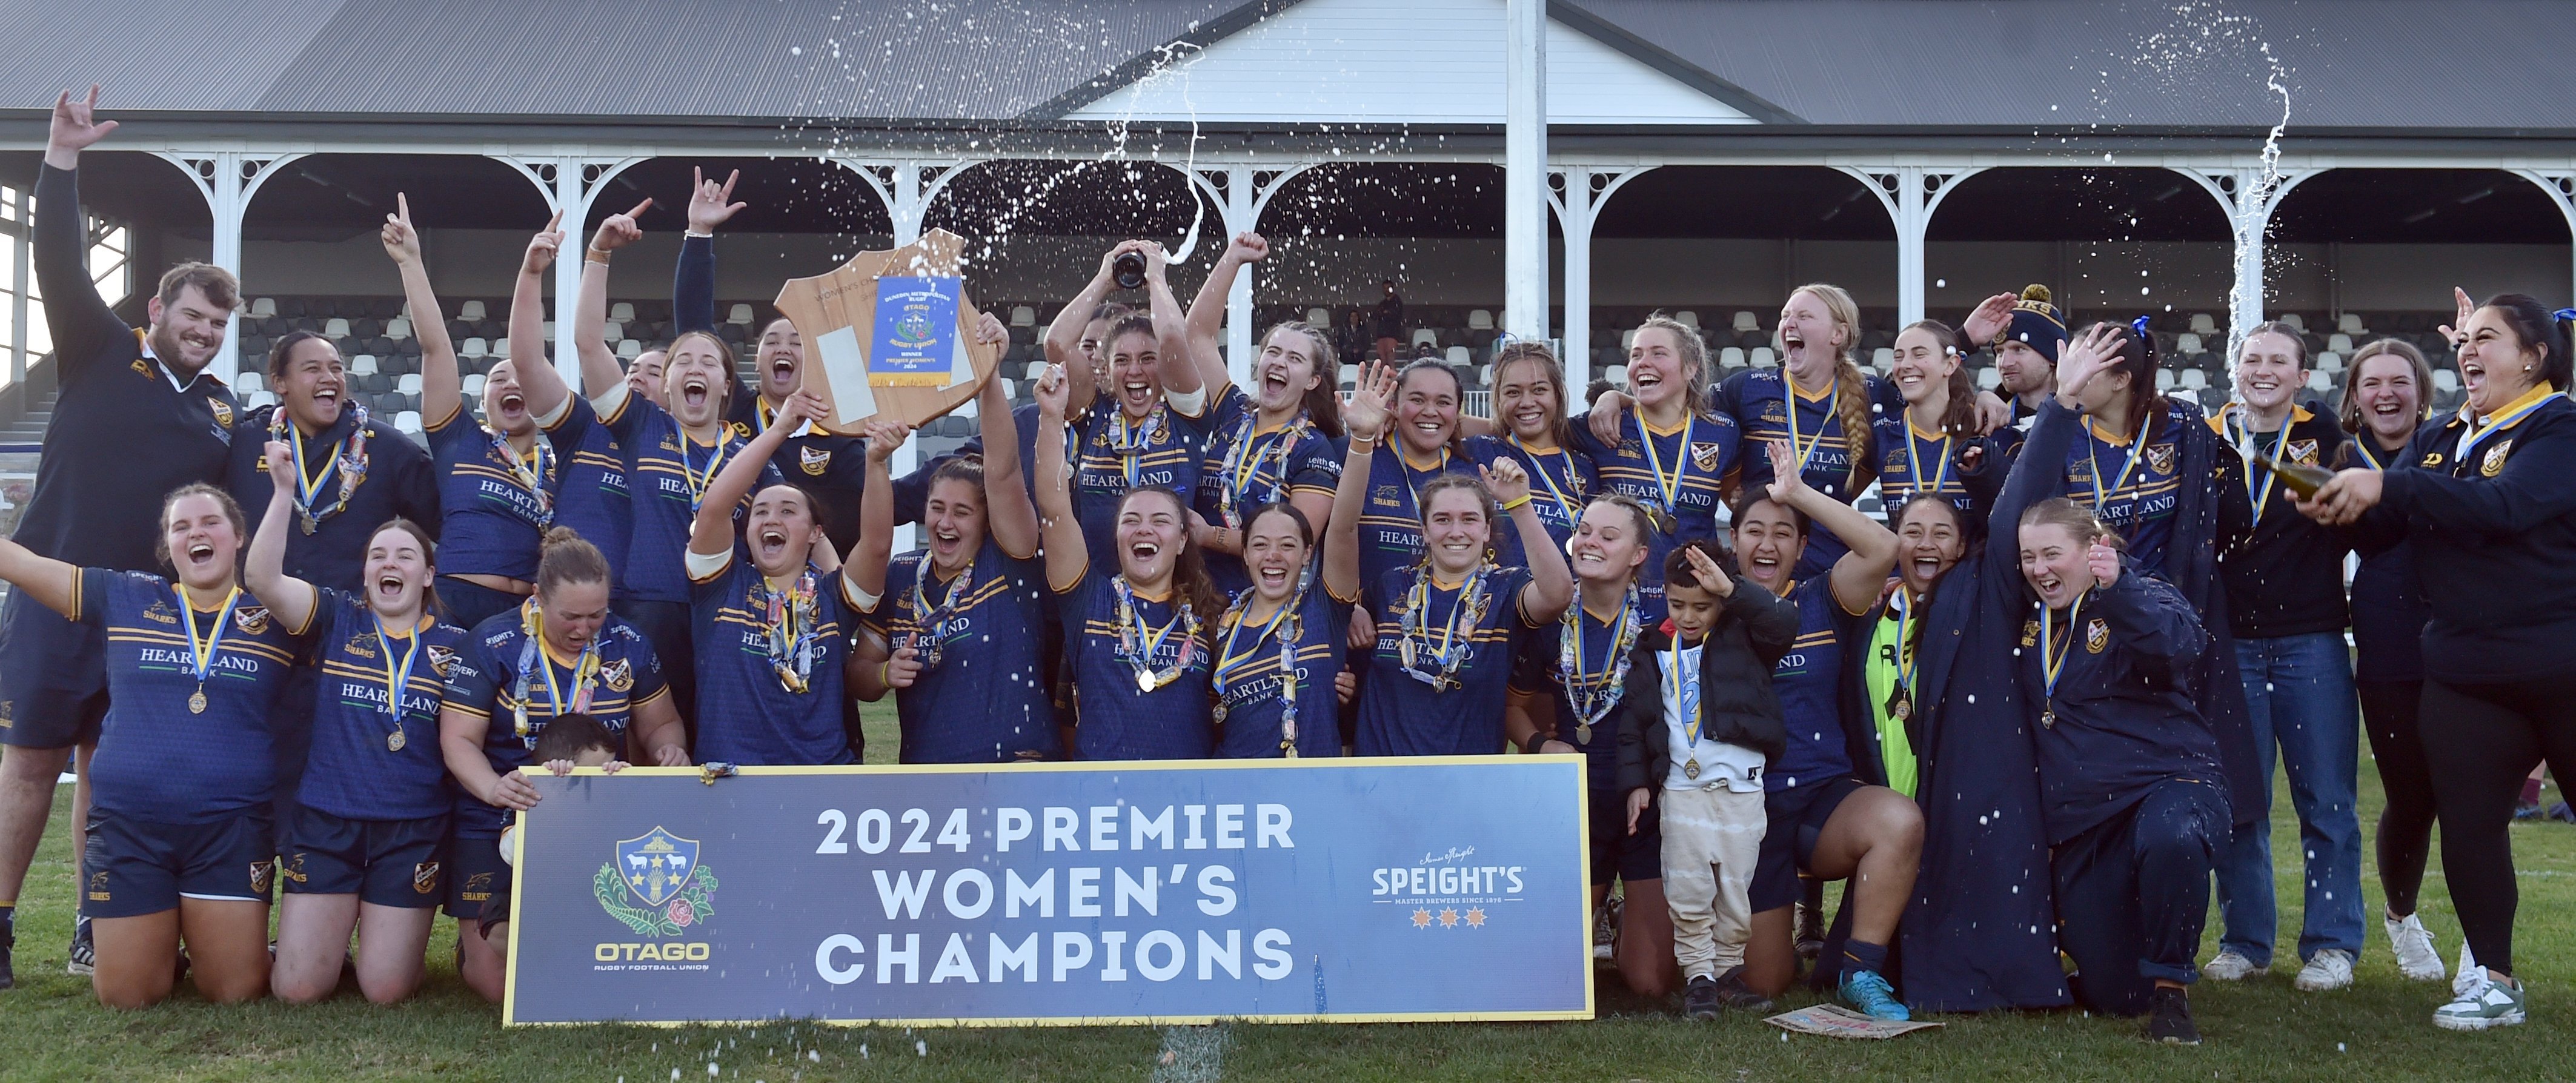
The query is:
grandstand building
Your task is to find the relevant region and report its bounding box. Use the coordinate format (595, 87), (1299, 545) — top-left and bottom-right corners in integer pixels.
(2, 0), (2572, 459)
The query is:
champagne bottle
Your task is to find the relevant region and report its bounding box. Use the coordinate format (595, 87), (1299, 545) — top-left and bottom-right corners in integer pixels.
(2249, 449), (2336, 498)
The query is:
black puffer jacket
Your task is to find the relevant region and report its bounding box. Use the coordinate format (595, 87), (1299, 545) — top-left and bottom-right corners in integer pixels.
(1615, 572), (1801, 791)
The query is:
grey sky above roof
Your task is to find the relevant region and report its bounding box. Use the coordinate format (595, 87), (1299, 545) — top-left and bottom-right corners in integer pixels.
(2, 0), (2568, 132)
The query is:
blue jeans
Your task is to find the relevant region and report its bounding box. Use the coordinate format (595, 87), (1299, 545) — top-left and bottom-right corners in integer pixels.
(2216, 632), (2365, 966)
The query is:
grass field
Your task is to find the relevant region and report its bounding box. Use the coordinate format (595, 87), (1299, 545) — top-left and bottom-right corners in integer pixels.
(2, 705), (2571, 1082)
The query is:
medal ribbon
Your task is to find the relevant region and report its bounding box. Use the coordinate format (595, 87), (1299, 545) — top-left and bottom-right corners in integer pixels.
(2040, 591), (2086, 705)
(907, 550), (973, 667)
(1112, 575), (1200, 689)
(763, 568), (820, 694)
(176, 585), (242, 690)
(487, 429), (556, 526)
(679, 431), (734, 514)
(276, 402), (373, 528)
(1889, 590), (1919, 698)
(2229, 409), (2295, 520)
(2081, 417), (2150, 521)
(1510, 435), (1582, 526)
(1398, 563), (1490, 689)
(1667, 640), (1703, 746)
(513, 601), (599, 733)
(1632, 405), (1686, 517)
(373, 612), (423, 720)
(1213, 588), (1297, 698)
(1558, 586), (1640, 728)
(1108, 407), (1167, 491)
(1218, 411), (1305, 527)
(1782, 375), (1837, 475)
(1904, 424), (1951, 499)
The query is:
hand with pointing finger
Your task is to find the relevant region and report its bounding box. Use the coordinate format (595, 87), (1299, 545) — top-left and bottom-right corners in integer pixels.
(522, 210), (566, 276)
(589, 199), (652, 255)
(381, 193), (423, 267)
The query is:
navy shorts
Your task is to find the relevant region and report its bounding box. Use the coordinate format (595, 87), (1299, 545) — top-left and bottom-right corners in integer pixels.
(435, 575), (526, 637)
(1751, 775), (1865, 912)
(0, 588), (107, 749)
(82, 809), (274, 919)
(1589, 787), (1664, 885)
(445, 831), (511, 930)
(281, 806), (447, 909)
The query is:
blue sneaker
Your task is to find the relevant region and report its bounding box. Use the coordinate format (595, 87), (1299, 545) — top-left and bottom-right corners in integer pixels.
(1839, 968), (1910, 1021)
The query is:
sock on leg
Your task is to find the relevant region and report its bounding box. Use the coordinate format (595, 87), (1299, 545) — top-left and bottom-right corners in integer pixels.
(1842, 938), (1890, 975)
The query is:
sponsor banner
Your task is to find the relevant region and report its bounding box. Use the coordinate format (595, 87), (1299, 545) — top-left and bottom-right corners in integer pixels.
(503, 757), (1592, 1026)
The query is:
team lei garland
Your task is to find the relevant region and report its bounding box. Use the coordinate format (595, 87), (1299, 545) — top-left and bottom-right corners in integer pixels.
(273, 401), (372, 535)
(1396, 561), (1495, 692)
(1216, 410), (1312, 529)
(487, 426), (558, 528)
(759, 568), (824, 694)
(1556, 585), (1640, 744)
(513, 598), (600, 743)
(1212, 568), (1311, 755)
(905, 549), (972, 670)
(1112, 574), (1204, 692)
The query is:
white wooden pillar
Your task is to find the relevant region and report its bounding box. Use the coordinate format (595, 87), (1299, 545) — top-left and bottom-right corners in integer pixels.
(155, 152), (304, 384)
(2184, 166), (2311, 360)
(1841, 166), (1982, 328)
(1547, 167), (1651, 400)
(2511, 170), (2576, 306)
(1182, 164), (1315, 386)
(496, 156), (645, 388)
(1502, 0), (1549, 340)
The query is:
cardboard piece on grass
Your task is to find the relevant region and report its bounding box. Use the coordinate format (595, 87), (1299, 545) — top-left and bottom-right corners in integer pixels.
(1762, 1004), (1944, 1039)
(775, 228), (997, 435)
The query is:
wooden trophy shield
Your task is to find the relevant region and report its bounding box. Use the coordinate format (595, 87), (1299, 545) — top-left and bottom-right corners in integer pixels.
(775, 228), (997, 436)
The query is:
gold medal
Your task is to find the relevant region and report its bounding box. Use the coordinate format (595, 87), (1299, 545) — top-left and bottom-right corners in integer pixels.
(1575, 723), (1592, 745)
(1138, 669), (1158, 693)
(388, 727), (407, 752)
(1684, 758), (1701, 780)
(298, 513), (317, 535)
(2040, 709), (2056, 729)
(1889, 691), (1912, 721)
(1281, 740), (1298, 758)
(188, 686), (208, 714)
(1212, 701), (1227, 726)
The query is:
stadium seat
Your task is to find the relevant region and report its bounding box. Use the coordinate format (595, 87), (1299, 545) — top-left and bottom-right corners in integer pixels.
(2180, 369), (2208, 391)
(1338, 364), (1359, 385)
(458, 299), (490, 323)
(1621, 330), (1638, 350)
(1003, 305), (1034, 328)
(1719, 346), (1747, 369)
(396, 410), (422, 435)
(1305, 308), (1329, 326)
(601, 322), (623, 343)
(2156, 369), (2176, 391)
(250, 297), (277, 318)
(461, 374), (486, 397)
(350, 354), (377, 376)
(1732, 311), (1760, 334)
(2434, 369), (2460, 393)
(2327, 333), (2354, 354)
(2307, 370), (2331, 392)
(245, 390), (276, 409)
(324, 317), (352, 338)
(617, 340), (642, 359)
(2315, 352), (2342, 374)
(2188, 313), (2216, 335)
(237, 373), (264, 393)
(460, 337), (489, 359)
(1445, 345), (1471, 366)
(385, 317), (411, 341)
(1976, 368), (2002, 390)
(1411, 329), (1439, 349)
(2179, 333), (2203, 356)
(1467, 310), (1494, 330)
(608, 302), (636, 324)
(728, 303), (755, 325)
(2339, 313), (2367, 336)
(1871, 347), (1894, 372)
(1749, 348), (1776, 368)
(397, 373), (423, 396)
(1675, 311), (1699, 329)
(2280, 313), (2306, 331)
(2169, 388), (2200, 408)
(1608, 365), (1628, 384)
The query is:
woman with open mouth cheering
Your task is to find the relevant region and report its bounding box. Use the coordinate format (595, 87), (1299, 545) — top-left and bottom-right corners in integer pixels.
(1178, 233), (1345, 598)
(1062, 241), (1214, 578)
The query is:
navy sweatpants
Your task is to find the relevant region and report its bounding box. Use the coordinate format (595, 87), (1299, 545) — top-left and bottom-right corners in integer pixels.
(2052, 778), (2229, 1016)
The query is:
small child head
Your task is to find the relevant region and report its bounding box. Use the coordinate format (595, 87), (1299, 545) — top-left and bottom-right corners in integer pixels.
(1662, 540), (1725, 641)
(531, 712), (619, 767)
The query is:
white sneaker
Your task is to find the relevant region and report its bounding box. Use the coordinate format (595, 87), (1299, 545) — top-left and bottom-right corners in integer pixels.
(2386, 913), (2446, 982)
(2295, 948), (2357, 991)
(2454, 940), (2481, 998)
(2202, 949), (2268, 981)
(2432, 966), (2528, 1031)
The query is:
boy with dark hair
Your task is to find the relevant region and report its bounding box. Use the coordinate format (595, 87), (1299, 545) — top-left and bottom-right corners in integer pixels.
(1618, 541), (1798, 1018)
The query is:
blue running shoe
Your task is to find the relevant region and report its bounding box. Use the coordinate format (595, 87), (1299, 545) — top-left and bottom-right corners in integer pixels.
(1839, 969), (1910, 1021)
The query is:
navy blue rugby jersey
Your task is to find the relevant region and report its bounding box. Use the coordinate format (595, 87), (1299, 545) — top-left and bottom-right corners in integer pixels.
(1509, 592), (1640, 789)
(1493, 436), (1599, 557)
(597, 388), (782, 604)
(443, 604), (668, 836)
(1569, 410), (1737, 623)
(1209, 578), (1349, 759)
(554, 408), (633, 588)
(2061, 407), (2186, 572)
(1768, 575), (1864, 792)
(1718, 369), (1893, 577)
(1352, 563), (1541, 757)
(294, 588), (471, 821)
(1074, 397), (1214, 577)
(423, 396), (596, 582)
(78, 569), (305, 823)
(1192, 386), (1341, 597)
(689, 558), (857, 766)
(1351, 435), (1519, 590)
(1055, 568), (1216, 761)
(863, 540), (1060, 763)
(226, 404), (440, 594)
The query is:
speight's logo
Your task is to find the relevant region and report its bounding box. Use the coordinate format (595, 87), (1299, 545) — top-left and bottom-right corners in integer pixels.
(596, 826), (719, 938)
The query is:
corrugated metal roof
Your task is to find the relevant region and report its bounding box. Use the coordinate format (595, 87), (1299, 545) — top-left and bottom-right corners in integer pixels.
(4, 0), (2572, 132)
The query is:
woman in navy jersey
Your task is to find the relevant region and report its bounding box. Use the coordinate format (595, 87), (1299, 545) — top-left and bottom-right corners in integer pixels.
(1873, 314), (2017, 527)
(247, 452), (465, 1005)
(1726, 441), (1916, 1019)
(851, 370), (1061, 763)
(1716, 286), (1886, 579)
(1514, 494), (1674, 996)
(2302, 294), (2576, 1032)
(416, 212), (606, 633)
(1034, 364), (1224, 760)
(2327, 338), (2448, 982)
(1179, 234), (1344, 597)
(681, 390), (863, 766)
(574, 205), (782, 729)
(1569, 317), (1738, 622)
(0, 485), (299, 1007)
(1355, 360), (1518, 589)
(1489, 342), (1598, 556)
(1206, 500), (1347, 759)
(1326, 363), (1572, 757)
(438, 528), (685, 1002)
(1063, 242), (1214, 577)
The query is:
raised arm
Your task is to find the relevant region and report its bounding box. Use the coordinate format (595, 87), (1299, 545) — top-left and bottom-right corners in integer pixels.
(977, 366), (1041, 559)
(673, 168), (741, 336)
(1488, 458), (1573, 623)
(1143, 242), (1202, 403)
(0, 537), (78, 620)
(1761, 439), (1897, 615)
(245, 441), (320, 632)
(1985, 325), (2117, 542)
(1047, 241), (1140, 417)
(35, 87), (126, 377)
(687, 392), (816, 559)
(851, 419), (914, 601)
(1324, 363), (1396, 602)
(1183, 233), (1266, 394)
(573, 202), (652, 400)
(1032, 365), (1089, 589)
(384, 194), (460, 426)
(505, 211), (573, 419)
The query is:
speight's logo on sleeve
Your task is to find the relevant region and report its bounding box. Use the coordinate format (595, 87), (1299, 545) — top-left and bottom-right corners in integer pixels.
(593, 826), (718, 965)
